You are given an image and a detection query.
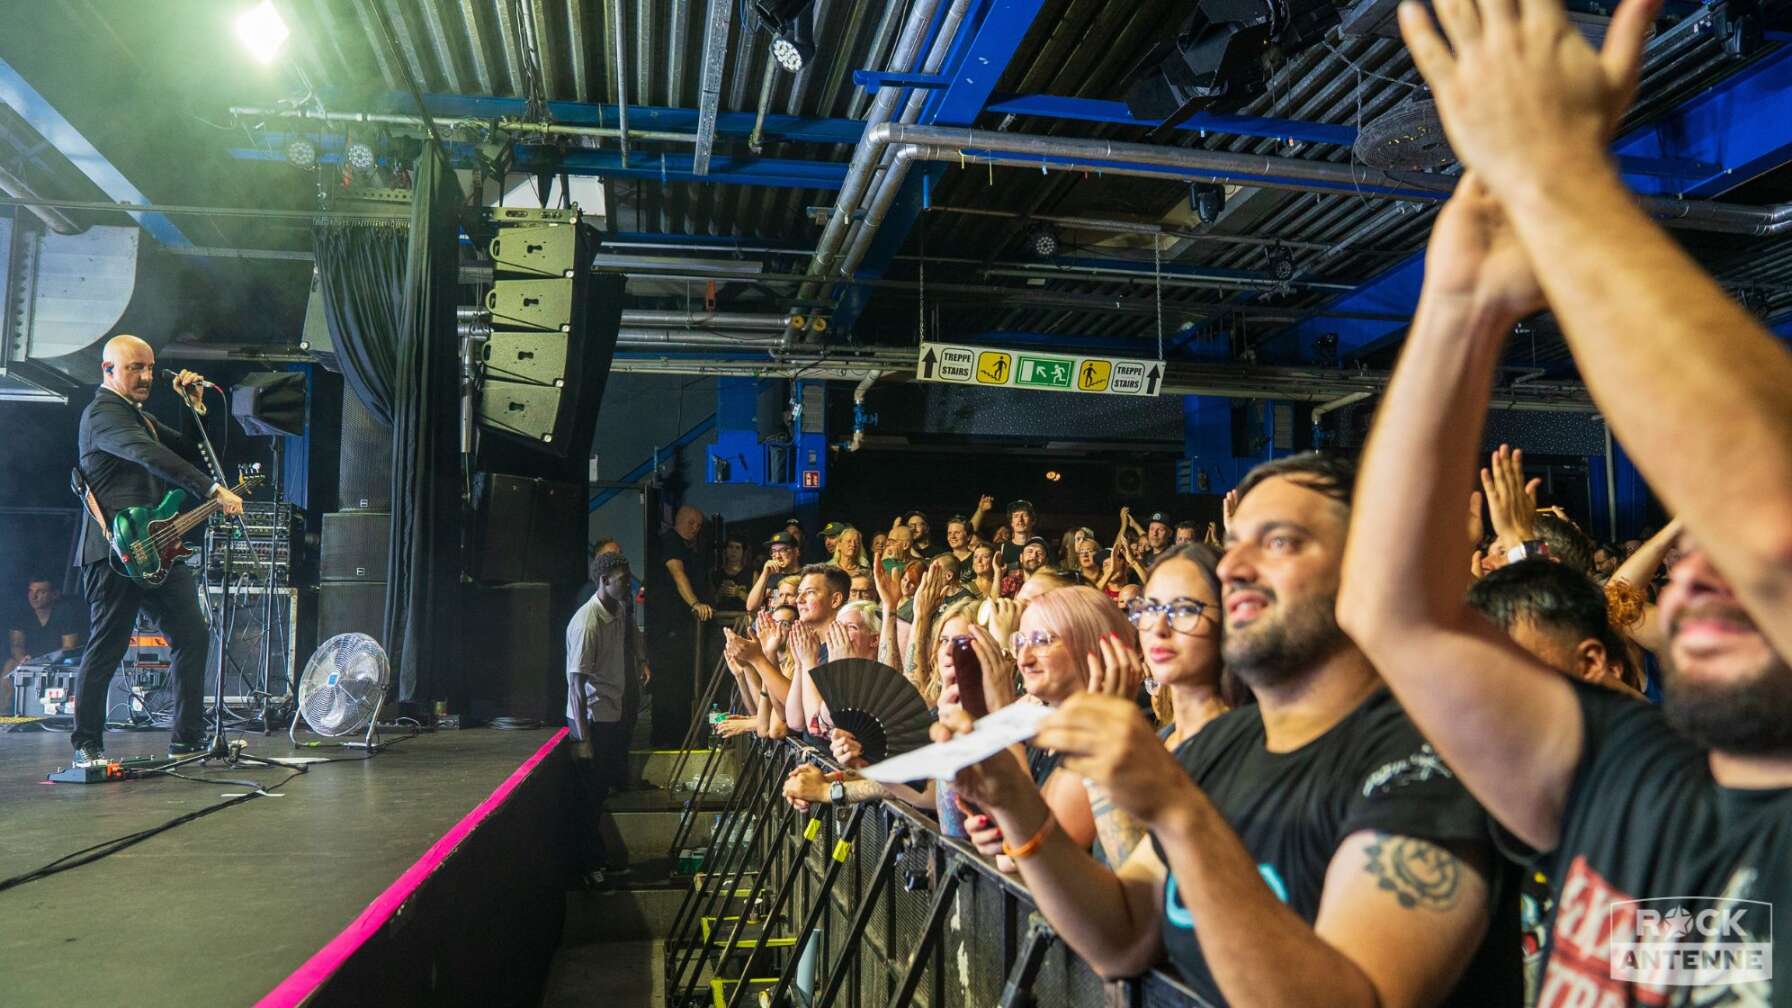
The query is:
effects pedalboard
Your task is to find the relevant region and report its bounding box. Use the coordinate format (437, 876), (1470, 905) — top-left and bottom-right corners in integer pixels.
(46, 754), (173, 784)
(44, 740), (253, 784)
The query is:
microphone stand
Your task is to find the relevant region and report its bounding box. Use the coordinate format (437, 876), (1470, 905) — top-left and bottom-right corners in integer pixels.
(162, 384), (284, 773)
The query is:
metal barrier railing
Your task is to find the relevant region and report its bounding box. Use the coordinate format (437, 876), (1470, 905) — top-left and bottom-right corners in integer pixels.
(663, 734), (1218, 1008)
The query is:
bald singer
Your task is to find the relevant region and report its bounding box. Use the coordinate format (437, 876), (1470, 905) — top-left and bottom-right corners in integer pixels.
(68, 336), (243, 768)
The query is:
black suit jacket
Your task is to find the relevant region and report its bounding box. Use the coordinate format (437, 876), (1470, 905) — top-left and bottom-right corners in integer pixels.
(76, 388), (216, 566)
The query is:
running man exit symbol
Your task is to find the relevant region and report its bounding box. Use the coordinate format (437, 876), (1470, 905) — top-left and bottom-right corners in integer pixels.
(1078, 360), (1112, 391)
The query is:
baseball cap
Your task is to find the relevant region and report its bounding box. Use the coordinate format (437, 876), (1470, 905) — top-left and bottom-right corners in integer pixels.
(784, 516), (802, 527)
(820, 521), (848, 538)
(1024, 536), (1050, 549)
(767, 531), (799, 548)
(1147, 512), (1171, 526)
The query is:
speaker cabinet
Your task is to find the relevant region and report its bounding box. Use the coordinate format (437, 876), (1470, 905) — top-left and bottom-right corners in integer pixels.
(463, 582), (558, 724)
(471, 474), (584, 584)
(321, 511), (392, 582)
(338, 393), (392, 511)
(319, 581), (388, 645)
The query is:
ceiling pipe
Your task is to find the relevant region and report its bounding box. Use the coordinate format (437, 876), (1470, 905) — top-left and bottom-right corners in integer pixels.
(790, 0), (944, 341)
(608, 0), (630, 167)
(1310, 390), (1372, 420)
(0, 164), (80, 233)
(617, 327), (784, 346)
(692, 0), (735, 175)
(621, 310), (790, 329)
(227, 106), (696, 145)
(834, 0), (975, 266)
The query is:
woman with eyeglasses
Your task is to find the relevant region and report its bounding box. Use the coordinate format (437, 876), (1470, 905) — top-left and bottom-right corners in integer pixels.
(1125, 543), (1238, 748)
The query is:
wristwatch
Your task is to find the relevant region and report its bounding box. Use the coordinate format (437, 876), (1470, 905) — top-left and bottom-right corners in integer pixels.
(828, 781), (846, 804)
(1505, 539), (1550, 564)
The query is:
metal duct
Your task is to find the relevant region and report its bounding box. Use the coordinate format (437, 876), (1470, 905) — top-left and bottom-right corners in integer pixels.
(793, 0), (943, 320)
(620, 311), (789, 329)
(0, 163), (79, 234)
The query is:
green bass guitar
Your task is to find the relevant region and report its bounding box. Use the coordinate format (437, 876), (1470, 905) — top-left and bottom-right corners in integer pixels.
(111, 475), (263, 586)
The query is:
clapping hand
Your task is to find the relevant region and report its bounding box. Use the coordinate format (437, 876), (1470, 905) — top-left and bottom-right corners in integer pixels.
(754, 609), (785, 658)
(1221, 489), (1239, 534)
(788, 622), (821, 672)
(1481, 444), (1541, 556)
(1085, 633), (1145, 698)
(914, 562), (949, 616)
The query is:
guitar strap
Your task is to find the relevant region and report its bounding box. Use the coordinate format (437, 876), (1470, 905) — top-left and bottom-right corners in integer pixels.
(69, 464), (128, 561)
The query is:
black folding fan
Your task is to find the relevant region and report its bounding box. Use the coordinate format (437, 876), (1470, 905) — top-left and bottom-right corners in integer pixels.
(809, 659), (934, 764)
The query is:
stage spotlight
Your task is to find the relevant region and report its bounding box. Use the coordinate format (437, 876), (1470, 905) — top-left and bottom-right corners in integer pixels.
(285, 137), (317, 169)
(1267, 244), (1295, 282)
(345, 139), (376, 172)
(234, 0), (290, 65)
(752, 1), (818, 74)
(1125, 0), (1338, 119)
(1190, 182), (1225, 224)
(1027, 223), (1060, 259)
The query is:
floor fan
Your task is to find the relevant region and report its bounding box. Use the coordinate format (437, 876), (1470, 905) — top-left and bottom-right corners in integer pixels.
(290, 633), (390, 749)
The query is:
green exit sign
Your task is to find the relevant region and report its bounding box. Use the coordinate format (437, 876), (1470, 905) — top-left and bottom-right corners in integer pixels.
(1015, 355), (1073, 389)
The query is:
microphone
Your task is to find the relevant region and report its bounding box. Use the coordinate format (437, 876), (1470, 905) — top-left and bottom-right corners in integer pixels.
(160, 369), (219, 389)
(161, 369), (213, 416)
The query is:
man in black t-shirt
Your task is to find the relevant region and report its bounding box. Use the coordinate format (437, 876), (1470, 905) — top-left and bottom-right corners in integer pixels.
(997, 499), (1038, 567)
(1340, 51), (1792, 1007)
(946, 454), (1518, 1007)
(5, 575), (86, 675)
(644, 506), (712, 746)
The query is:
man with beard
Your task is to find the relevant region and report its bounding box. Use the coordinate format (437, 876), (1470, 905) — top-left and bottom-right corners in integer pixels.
(1341, 1), (1792, 995)
(998, 500), (1038, 566)
(1001, 536), (1050, 597)
(940, 453), (1518, 1007)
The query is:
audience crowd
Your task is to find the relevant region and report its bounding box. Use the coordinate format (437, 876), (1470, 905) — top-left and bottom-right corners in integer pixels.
(565, 2), (1792, 1002)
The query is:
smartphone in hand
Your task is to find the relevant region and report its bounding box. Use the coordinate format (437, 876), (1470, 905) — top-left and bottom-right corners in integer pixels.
(950, 635), (987, 719)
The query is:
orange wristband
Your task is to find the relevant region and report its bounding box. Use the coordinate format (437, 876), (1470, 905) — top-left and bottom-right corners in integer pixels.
(1001, 812), (1058, 860)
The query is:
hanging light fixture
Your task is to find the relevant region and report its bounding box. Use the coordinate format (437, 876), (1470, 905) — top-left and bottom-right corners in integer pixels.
(344, 138), (376, 172)
(752, 1), (818, 74)
(234, 0), (291, 65)
(284, 137), (317, 169)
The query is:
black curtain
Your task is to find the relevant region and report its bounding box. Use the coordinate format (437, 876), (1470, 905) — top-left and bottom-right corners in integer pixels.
(386, 146), (466, 703)
(314, 223), (406, 427)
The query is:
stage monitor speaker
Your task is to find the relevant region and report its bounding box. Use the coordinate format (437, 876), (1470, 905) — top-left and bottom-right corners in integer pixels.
(476, 217), (622, 467)
(321, 511), (392, 581)
(462, 581), (558, 724)
(471, 474), (585, 584)
(319, 581), (388, 645)
(231, 371), (309, 437)
(339, 393), (392, 511)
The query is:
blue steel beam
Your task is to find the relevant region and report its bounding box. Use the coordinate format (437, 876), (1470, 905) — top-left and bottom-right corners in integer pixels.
(1280, 42), (1792, 360)
(980, 93), (1716, 178)
(0, 58), (191, 247)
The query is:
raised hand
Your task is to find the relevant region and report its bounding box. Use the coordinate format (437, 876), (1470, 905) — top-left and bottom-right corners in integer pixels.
(1424, 172), (1544, 318)
(1221, 489), (1239, 534)
(914, 562), (948, 616)
(978, 494), (996, 513)
(979, 598), (1022, 647)
(1467, 489), (1486, 551)
(1203, 521), (1221, 548)
(1481, 444), (1541, 555)
(1398, 0), (1660, 198)
(1085, 633), (1145, 698)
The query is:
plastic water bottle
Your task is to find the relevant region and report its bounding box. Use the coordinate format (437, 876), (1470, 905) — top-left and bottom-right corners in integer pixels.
(708, 703), (727, 728)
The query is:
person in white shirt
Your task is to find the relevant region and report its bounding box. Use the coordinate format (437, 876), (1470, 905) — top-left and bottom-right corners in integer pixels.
(567, 551), (649, 884)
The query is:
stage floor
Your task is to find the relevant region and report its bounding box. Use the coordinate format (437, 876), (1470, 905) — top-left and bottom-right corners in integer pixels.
(0, 725), (560, 1007)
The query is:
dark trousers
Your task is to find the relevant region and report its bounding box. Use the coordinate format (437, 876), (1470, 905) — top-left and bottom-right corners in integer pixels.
(647, 623), (696, 748)
(570, 719), (630, 871)
(73, 560), (208, 751)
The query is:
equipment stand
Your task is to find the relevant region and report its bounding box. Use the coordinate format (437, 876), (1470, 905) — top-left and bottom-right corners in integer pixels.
(163, 392), (283, 774)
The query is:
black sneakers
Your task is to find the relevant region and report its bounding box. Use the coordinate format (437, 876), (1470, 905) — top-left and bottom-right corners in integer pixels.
(72, 746), (108, 769)
(167, 739), (207, 758)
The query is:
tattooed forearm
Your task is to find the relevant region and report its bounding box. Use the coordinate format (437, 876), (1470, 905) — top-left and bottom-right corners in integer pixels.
(1362, 833), (1463, 911)
(1085, 779), (1149, 866)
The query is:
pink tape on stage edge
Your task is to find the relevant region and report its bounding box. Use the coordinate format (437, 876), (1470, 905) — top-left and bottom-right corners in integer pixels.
(255, 727), (570, 1008)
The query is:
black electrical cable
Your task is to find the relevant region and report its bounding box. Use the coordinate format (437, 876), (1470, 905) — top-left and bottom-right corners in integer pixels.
(489, 717), (542, 731)
(0, 767), (305, 894)
(0, 730), (420, 894)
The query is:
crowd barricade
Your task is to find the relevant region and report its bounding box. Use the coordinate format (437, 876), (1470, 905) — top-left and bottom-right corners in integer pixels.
(663, 727), (1218, 1008)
